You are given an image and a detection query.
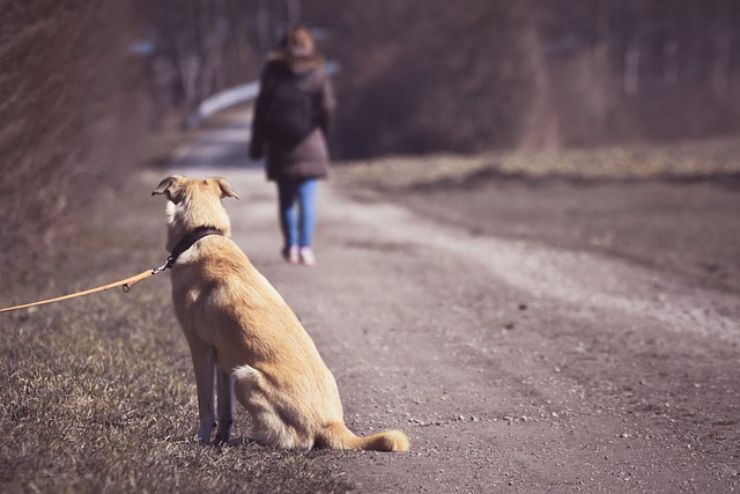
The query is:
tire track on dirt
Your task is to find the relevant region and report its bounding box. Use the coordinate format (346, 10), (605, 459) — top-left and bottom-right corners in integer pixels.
(321, 197), (740, 344)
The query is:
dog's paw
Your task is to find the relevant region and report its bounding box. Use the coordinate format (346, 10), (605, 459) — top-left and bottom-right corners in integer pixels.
(195, 426), (215, 444)
(194, 432), (211, 444)
(214, 433), (231, 446)
(214, 426), (233, 445)
(215, 418), (233, 446)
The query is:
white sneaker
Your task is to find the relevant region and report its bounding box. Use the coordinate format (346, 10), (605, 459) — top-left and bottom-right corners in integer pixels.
(299, 247), (316, 266)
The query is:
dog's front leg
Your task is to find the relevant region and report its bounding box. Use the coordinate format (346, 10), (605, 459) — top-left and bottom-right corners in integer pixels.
(190, 344), (216, 443)
(215, 368), (235, 444)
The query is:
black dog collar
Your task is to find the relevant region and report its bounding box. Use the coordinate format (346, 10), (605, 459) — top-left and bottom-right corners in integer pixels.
(164, 226), (224, 271)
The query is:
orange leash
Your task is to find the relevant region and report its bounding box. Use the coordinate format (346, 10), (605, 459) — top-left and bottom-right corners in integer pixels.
(0, 269), (158, 314)
(0, 228), (224, 315)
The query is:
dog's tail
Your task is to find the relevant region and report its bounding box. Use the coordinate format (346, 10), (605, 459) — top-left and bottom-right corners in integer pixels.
(319, 421), (410, 452)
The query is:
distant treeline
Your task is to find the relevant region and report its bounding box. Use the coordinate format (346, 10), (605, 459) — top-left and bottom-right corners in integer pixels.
(303, 0), (740, 156)
(129, 0), (740, 156)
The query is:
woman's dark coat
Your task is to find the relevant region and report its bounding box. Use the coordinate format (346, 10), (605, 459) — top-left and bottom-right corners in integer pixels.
(250, 52), (335, 181)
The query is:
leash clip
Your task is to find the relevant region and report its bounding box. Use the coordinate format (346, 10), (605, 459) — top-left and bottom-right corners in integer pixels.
(152, 256), (174, 275)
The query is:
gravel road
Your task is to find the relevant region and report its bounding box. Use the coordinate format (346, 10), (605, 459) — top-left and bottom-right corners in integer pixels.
(164, 109), (740, 492)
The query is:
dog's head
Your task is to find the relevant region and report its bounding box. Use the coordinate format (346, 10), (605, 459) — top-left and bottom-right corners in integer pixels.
(152, 175), (239, 252)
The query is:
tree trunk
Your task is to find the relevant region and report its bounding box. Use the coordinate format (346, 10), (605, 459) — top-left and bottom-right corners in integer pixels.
(519, 9), (561, 149)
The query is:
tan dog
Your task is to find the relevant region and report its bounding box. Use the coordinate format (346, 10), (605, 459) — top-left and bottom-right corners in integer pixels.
(152, 175), (409, 451)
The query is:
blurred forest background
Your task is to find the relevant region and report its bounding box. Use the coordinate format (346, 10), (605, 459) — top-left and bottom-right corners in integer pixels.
(1, 0), (740, 278)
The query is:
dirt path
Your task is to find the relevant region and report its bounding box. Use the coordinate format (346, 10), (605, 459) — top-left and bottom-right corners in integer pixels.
(169, 109), (740, 492)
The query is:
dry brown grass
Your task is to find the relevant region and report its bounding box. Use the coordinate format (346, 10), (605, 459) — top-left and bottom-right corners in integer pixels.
(0, 1), (149, 292)
(335, 137), (740, 191)
(0, 173), (351, 493)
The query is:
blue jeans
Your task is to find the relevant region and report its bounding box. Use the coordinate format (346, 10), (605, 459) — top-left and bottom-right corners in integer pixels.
(277, 178), (318, 248)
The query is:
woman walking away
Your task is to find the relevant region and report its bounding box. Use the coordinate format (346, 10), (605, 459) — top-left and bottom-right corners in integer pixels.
(250, 26), (336, 266)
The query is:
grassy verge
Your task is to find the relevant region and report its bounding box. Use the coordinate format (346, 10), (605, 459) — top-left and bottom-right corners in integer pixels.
(335, 136), (740, 190)
(0, 172), (351, 493)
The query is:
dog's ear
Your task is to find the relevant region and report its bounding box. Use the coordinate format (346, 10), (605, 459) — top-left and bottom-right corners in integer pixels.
(152, 175), (186, 203)
(211, 177), (239, 200)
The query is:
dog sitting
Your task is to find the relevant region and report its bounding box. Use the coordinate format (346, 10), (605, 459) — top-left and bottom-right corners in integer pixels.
(152, 175), (409, 451)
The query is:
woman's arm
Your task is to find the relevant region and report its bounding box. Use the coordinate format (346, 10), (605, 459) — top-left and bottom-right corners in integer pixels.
(249, 67), (271, 160)
(317, 70), (336, 136)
